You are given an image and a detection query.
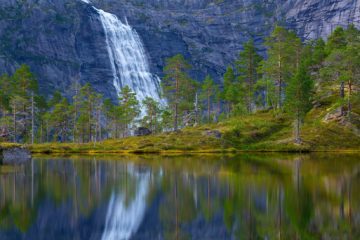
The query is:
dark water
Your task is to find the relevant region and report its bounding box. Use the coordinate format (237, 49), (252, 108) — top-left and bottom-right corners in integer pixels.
(0, 153), (359, 240)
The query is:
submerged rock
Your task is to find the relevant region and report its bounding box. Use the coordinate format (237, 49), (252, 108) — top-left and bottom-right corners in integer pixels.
(0, 147), (32, 165)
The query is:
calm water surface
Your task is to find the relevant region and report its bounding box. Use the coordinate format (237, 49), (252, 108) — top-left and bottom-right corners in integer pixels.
(0, 154), (359, 240)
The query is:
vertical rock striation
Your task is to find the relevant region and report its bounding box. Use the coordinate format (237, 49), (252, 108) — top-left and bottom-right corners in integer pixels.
(0, 0), (359, 100)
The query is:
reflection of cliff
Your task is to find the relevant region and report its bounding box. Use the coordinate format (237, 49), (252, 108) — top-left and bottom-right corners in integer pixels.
(0, 154), (358, 239)
(101, 166), (151, 240)
(0, 159), (128, 239)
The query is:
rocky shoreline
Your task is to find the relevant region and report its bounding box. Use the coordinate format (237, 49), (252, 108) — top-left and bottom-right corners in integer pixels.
(0, 147), (31, 165)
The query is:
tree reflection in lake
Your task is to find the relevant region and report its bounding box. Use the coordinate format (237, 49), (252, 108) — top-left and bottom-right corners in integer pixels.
(0, 153), (358, 239)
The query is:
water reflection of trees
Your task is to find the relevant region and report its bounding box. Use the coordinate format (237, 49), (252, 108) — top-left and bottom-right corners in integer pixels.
(152, 154), (360, 239)
(0, 153), (358, 239)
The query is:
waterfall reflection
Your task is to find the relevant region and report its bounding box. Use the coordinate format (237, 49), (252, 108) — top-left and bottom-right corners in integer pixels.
(0, 154), (358, 239)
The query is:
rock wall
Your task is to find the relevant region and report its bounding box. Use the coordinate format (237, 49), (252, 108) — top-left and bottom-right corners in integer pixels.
(0, 0), (359, 99)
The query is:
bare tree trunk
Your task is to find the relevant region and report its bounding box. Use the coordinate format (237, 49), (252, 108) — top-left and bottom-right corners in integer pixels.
(340, 81), (345, 116)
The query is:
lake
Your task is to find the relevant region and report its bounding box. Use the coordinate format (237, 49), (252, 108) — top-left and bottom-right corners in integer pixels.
(0, 153), (358, 239)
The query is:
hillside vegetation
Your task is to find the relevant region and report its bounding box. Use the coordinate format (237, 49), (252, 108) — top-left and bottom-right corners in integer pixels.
(30, 100), (360, 154)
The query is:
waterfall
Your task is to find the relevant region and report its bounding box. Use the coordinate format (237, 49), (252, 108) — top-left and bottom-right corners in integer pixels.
(101, 167), (151, 240)
(80, 0), (163, 106)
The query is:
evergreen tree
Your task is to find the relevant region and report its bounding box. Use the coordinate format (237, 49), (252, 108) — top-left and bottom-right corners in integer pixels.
(103, 98), (117, 138)
(326, 26), (346, 53)
(118, 85), (139, 136)
(142, 97), (161, 133)
(49, 91), (62, 107)
(285, 63), (313, 143)
(320, 27), (360, 118)
(93, 93), (103, 142)
(162, 54), (192, 130)
(160, 108), (173, 132)
(222, 66), (237, 116)
(236, 40), (262, 113)
(200, 75), (216, 123)
(50, 98), (71, 142)
(10, 95), (27, 143)
(311, 39), (327, 66)
(261, 26), (299, 109)
(77, 83), (97, 142)
(0, 74), (12, 115)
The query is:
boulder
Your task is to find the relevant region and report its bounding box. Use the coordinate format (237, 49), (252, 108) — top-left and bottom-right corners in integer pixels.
(203, 130), (222, 139)
(135, 127), (152, 136)
(323, 107), (344, 122)
(0, 147), (32, 165)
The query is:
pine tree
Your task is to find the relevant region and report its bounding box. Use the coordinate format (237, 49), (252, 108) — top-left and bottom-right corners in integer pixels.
(311, 39), (327, 66)
(236, 40), (262, 113)
(50, 98), (71, 142)
(285, 63), (313, 143)
(49, 91), (62, 107)
(142, 97), (161, 133)
(10, 95), (27, 143)
(200, 75), (216, 123)
(222, 66), (237, 116)
(0, 74), (12, 116)
(160, 108), (173, 132)
(320, 26), (360, 119)
(118, 85), (139, 137)
(326, 26), (346, 53)
(162, 54), (192, 131)
(261, 26), (299, 109)
(77, 83), (97, 142)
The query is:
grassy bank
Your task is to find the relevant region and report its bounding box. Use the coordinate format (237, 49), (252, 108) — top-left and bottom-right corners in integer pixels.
(0, 143), (22, 150)
(28, 108), (360, 154)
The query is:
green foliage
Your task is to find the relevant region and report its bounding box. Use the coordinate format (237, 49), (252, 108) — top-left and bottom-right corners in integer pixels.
(200, 75), (217, 123)
(162, 54), (197, 130)
(141, 97), (162, 133)
(49, 97), (72, 142)
(260, 26), (301, 109)
(118, 85), (140, 133)
(236, 39), (262, 112)
(326, 26), (347, 53)
(222, 66), (238, 115)
(1, 24), (360, 150)
(285, 63), (314, 142)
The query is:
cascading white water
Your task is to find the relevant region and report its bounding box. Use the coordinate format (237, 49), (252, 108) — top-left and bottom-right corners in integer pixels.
(81, 0), (163, 106)
(101, 166), (151, 240)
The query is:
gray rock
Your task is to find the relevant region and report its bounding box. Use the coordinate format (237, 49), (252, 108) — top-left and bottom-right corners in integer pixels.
(0, 147), (32, 165)
(135, 127), (152, 136)
(203, 130), (222, 139)
(0, 0), (359, 100)
(324, 107), (345, 122)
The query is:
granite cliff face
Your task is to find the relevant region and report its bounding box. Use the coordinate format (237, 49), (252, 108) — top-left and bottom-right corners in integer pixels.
(0, 0), (359, 99)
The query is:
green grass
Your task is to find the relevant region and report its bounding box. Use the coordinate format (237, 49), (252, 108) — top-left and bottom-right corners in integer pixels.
(28, 106), (360, 154)
(12, 82), (360, 155)
(0, 143), (22, 149)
